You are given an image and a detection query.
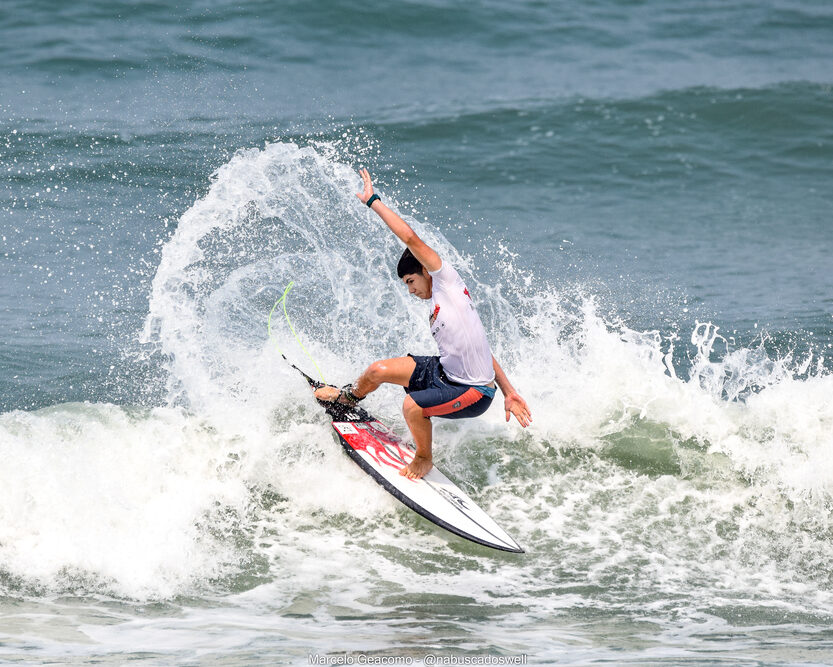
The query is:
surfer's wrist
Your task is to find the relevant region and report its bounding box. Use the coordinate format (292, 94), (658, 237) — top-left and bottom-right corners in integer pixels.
(366, 193), (381, 208)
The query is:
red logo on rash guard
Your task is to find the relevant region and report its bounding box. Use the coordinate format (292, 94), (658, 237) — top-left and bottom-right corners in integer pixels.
(429, 304), (440, 325)
(463, 288), (471, 299)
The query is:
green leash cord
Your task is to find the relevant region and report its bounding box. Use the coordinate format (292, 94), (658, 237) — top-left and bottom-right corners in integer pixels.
(267, 281), (327, 385)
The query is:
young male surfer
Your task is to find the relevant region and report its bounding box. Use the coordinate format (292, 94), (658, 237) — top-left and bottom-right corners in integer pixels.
(315, 168), (531, 480)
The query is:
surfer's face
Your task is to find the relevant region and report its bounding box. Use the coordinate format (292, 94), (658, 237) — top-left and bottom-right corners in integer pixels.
(402, 269), (432, 300)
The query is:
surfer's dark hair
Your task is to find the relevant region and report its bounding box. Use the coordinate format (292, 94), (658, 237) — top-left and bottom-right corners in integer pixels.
(397, 248), (424, 278)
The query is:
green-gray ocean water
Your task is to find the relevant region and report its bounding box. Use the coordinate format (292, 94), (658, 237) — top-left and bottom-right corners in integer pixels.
(2, 1), (833, 664)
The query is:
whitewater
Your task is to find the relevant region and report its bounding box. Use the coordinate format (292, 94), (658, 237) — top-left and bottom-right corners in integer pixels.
(2, 141), (832, 664)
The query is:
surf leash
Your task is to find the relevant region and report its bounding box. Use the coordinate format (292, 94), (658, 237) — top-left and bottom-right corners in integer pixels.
(267, 281), (327, 387)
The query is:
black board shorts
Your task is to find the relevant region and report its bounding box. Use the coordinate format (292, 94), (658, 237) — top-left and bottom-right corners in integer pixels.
(405, 355), (494, 419)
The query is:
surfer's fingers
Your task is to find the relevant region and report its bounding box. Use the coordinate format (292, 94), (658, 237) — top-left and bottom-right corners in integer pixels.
(358, 170), (373, 199)
(517, 399), (532, 424)
(512, 405), (531, 428)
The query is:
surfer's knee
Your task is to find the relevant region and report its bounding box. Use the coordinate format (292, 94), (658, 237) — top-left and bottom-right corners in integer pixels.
(365, 360), (389, 385)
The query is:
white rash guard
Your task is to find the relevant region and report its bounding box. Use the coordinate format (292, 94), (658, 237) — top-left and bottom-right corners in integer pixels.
(427, 260), (496, 385)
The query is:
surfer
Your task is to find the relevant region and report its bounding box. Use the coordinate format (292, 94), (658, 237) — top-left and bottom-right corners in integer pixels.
(315, 168), (531, 480)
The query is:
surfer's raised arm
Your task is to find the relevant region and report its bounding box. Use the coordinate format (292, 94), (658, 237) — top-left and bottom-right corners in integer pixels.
(313, 166), (531, 481)
(356, 168), (441, 272)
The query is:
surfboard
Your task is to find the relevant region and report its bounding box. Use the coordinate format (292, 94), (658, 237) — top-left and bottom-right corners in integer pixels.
(314, 392), (524, 553)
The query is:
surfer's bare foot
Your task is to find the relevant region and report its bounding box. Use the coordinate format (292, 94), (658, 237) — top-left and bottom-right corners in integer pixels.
(399, 454), (433, 480)
(314, 385), (341, 402)
(314, 384), (363, 406)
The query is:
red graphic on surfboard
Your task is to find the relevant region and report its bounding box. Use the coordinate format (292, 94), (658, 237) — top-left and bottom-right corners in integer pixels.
(333, 422), (414, 471)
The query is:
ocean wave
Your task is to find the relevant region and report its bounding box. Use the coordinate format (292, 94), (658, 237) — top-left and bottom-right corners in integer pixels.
(369, 82), (833, 183)
(9, 140), (833, 607)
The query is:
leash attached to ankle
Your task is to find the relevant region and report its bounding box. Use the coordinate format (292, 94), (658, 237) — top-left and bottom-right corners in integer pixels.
(339, 384), (365, 406)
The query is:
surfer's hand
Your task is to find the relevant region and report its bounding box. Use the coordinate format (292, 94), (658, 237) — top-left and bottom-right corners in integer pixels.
(356, 168), (374, 204)
(504, 392), (531, 428)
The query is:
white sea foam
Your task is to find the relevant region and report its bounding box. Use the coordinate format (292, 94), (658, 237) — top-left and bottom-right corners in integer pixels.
(3, 141), (832, 622)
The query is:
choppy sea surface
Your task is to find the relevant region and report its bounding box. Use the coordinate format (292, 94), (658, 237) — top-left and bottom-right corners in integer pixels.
(2, 1), (833, 664)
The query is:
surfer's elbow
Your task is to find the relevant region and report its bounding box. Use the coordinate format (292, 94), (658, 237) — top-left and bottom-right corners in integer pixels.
(402, 230), (421, 249)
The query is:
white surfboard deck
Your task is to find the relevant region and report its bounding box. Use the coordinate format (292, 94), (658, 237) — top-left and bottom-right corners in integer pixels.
(329, 415), (523, 553)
